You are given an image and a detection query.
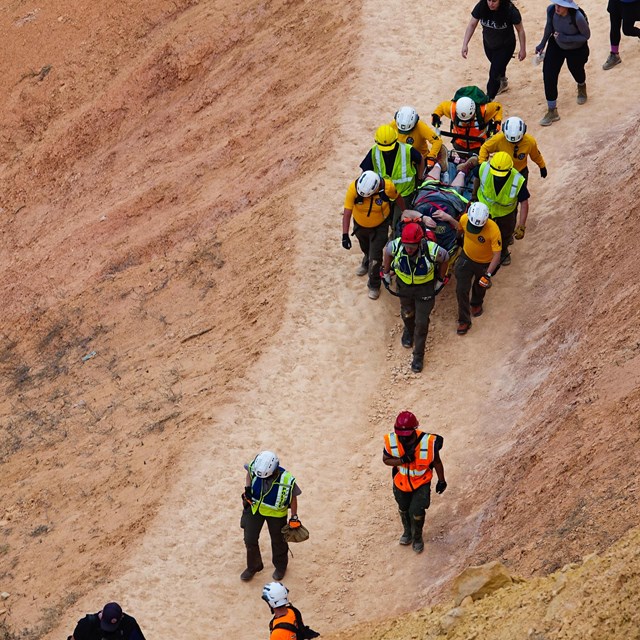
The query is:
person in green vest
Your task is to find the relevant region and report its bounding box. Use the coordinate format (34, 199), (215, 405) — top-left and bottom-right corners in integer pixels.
(476, 151), (530, 265)
(241, 451), (302, 582)
(360, 124), (424, 229)
(381, 223), (449, 373)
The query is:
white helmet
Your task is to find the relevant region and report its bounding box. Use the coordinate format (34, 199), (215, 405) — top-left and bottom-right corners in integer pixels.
(252, 451), (279, 478)
(262, 582), (289, 608)
(395, 106), (419, 133)
(456, 97), (476, 121)
(503, 116), (526, 143)
(356, 171), (381, 198)
(467, 202), (490, 228)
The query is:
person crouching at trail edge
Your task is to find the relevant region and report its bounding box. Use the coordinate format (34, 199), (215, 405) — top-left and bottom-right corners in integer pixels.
(382, 222), (449, 373)
(241, 450), (301, 582)
(383, 411), (447, 554)
(342, 170), (405, 300)
(262, 582), (320, 640)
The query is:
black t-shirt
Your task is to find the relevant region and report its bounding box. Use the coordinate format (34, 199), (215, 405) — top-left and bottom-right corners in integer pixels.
(72, 613), (146, 640)
(360, 145), (422, 175)
(471, 0), (521, 50)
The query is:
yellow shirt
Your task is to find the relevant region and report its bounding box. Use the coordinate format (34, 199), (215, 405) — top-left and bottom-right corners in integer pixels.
(390, 119), (443, 161)
(344, 180), (398, 228)
(433, 100), (502, 125)
(478, 133), (546, 173)
(459, 213), (502, 263)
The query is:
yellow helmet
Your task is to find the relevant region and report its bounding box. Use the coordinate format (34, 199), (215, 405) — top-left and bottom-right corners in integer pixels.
(489, 151), (513, 177)
(375, 124), (398, 151)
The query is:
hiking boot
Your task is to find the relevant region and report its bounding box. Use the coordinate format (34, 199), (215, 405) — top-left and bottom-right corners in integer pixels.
(240, 565), (264, 581)
(603, 53), (621, 70)
(457, 322), (471, 335)
(399, 510), (412, 545)
(272, 567), (286, 581)
(410, 356), (423, 373)
(496, 76), (509, 95)
(412, 517), (425, 554)
(539, 108), (560, 127)
(368, 287), (380, 300)
(456, 155), (478, 176)
(355, 258), (369, 277)
(577, 83), (587, 105)
(501, 253), (512, 266)
(471, 304), (483, 317)
(401, 327), (413, 349)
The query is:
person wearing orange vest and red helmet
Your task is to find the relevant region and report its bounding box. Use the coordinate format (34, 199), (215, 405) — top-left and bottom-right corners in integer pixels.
(383, 411), (447, 553)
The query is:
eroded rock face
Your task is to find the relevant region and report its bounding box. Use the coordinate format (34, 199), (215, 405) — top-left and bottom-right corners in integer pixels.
(452, 561), (513, 606)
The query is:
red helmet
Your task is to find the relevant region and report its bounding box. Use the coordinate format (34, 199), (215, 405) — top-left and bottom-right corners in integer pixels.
(401, 222), (423, 244)
(394, 411), (419, 435)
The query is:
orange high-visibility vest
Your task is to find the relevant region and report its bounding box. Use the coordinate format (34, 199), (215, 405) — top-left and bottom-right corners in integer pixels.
(383, 430), (438, 492)
(451, 103), (488, 150)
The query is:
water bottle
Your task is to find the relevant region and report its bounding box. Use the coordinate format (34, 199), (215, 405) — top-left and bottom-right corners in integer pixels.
(533, 50), (545, 66)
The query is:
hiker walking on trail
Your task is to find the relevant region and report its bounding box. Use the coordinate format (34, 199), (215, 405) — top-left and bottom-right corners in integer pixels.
(603, 0), (640, 70)
(535, 0), (591, 127)
(381, 222), (449, 373)
(479, 116), (547, 184)
(432, 89), (503, 154)
(453, 202), (503, 335)
(342, 171), (405, 300)
(68, 602), (146, 640)
(241, 451), (302, 582)
(390, 106), (446, 172)
(262, 582), (320, 640)
(360, 124), (424, 224)
(476, 151), (529, 265)
(461, 0), (527, 99)
(382, 411), (446, 554)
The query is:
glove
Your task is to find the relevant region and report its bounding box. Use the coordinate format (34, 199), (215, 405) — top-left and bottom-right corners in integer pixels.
(400, 452), (415, 464)
(514, 225), (526, 240)
(288, 514), (301, 529)
(431, 114), (441, 128)
(436, 480), (448, 494)
(487, 120), (499, 136)
(478, 273), (492, 289)
(380, 270), (391, 285)
(242, 488), (252, 509)
(540, 166), (548, 179)
(302, 627), (320, 639)
(341, 233), (351, 250)
(434, 275), (449, 294)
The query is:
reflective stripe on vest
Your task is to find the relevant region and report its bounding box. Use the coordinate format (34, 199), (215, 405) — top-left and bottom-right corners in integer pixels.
(372, 143), (416, 196)
(384, 431), (437, 491)
(250, 469), (295, 518)
(478, 162), (524, 218)
(389, 237), (438, 285)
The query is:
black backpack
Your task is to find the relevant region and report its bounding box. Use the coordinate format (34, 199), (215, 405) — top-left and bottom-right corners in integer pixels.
(569, 7), (588, 28)
(270, 605), (320, 640)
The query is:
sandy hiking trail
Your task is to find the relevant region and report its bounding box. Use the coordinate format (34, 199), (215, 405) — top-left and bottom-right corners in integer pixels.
(29, 0), (639, 638)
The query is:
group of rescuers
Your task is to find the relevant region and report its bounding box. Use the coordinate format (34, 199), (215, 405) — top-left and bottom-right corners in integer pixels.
(236, 405), (447, 638)
(341, 94), (547, 374)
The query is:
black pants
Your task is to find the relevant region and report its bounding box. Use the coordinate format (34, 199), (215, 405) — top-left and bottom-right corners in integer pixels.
(492, 209), (517, 258)
(483, 40), (516, 99)
(455, 252), (491, 324)
(393, 482), (431, 519)
(543, 37), (589, 102)
(242, 509), (288, 573)
(608, 0), (640, 46)
(391, 190), (415, 235)
(397, 280), (435, 360)
(354, 219), (391, 290)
